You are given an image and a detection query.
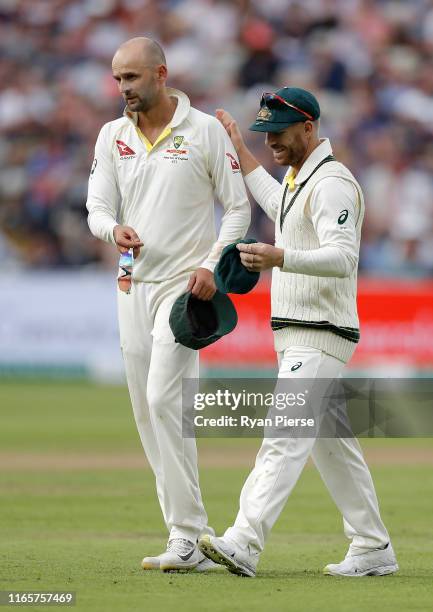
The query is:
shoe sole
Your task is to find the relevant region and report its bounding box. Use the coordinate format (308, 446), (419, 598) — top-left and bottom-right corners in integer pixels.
(160, 563), (198, 573)
(194, 559), (226, 572)
(142, 558), (198, 573)
(194, 564), (226, 573)
(198, 535), (255, 578)
(323, 563), (399, 577)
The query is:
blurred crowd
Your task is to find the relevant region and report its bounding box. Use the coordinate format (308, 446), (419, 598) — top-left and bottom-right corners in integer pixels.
(1, 0), (433, 276)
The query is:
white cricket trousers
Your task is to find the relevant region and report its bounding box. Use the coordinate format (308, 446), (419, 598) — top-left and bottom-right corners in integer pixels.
(117, 272), (209, 543)
(224, 345), (390, 555)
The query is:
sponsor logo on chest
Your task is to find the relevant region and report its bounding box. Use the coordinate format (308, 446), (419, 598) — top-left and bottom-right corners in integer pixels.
(116, 140), (136, 160)
(164, 135), (190, 163)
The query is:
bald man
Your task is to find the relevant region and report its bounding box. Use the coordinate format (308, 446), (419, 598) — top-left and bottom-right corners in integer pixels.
(86, 38), (250, 572)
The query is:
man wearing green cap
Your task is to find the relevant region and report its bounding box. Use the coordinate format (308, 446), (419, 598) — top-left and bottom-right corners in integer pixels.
(199, 87), (398, 577)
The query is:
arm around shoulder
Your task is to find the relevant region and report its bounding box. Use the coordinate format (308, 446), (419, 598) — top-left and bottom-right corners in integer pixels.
(244, 165), (283, 223)
(215, 108), (281, 223)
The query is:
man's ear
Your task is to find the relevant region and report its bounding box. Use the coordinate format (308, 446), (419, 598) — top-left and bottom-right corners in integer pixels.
(156, 64), (168, 82)
(304, 121), (313, 134)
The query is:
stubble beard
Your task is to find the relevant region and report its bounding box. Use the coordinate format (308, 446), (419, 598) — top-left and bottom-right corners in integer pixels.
(126, 79), (158, 113)
(127, 95), (153, 112)
(273, 146), (304, 167)
(286, 144), (308, 168)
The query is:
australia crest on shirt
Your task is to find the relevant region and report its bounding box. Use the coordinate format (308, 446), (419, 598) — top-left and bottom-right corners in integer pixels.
(164, 135), (189, 163)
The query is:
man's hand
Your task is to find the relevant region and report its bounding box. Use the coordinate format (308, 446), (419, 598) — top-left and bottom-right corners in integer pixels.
(237, 242), (284, 272)
(187, 268), (217, 300)
(216, 109), (260, 176)
(216, 109), (245, 154)
(113, 225), (143, 258)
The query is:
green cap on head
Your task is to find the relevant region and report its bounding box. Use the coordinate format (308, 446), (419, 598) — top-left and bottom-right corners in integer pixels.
(169, 290), (238, 350)
(249, 87), (320, 133)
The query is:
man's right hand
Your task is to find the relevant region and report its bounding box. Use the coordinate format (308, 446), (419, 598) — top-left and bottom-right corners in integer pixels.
(216, 109), (245, 154)
(113, 225), (143, 258)
(216, 108), (260, 176)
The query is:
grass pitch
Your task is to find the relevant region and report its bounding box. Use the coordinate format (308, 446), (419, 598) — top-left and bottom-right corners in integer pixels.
(1, 381), (433, 611)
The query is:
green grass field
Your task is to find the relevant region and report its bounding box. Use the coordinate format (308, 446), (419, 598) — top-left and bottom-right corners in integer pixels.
(1, 381), (433, 612)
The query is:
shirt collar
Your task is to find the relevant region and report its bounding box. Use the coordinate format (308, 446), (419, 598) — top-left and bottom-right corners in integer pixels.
(123, 87), (191, 128)
(293, 138), (333, 185)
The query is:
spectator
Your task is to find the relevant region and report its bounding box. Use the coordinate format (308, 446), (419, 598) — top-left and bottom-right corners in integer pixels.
(0, 0), (432, 276)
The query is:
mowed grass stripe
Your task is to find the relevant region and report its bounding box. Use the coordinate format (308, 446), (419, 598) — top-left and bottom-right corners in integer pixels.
(1, 466), (433, 611)
(1, 382), (433, 611)
(1, 445), (433, 472)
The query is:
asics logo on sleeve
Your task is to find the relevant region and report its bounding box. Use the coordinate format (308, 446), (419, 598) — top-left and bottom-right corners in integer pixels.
(338, 209), (349, 224)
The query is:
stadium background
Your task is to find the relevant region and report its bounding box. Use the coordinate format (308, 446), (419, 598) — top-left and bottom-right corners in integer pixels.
(1, 1), (433, 610)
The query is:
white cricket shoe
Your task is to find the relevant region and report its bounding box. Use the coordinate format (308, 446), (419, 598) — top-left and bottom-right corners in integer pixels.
(323, 543), (398, 577)
(198, 534), (258, 577)
(141, 553), (162, 570)
(142, 538), (200, 572)
(194, 555), (226, 572)
(140, 549), (221, 572)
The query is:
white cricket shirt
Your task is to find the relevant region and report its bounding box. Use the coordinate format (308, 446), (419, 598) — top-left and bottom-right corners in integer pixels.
(86, 88), (250, 282)
(245, 139), (365, 363)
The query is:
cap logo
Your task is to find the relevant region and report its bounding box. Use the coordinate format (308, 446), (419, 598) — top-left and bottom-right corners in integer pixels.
(256, 106), (272, 122)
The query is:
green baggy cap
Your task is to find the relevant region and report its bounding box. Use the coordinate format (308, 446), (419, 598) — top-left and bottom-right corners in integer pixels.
(215, 239), (260, 294)
(250, 87), (320, 133)
(169, 290), (238, 350)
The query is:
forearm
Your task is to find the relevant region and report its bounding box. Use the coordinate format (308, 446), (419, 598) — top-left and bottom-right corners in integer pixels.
(282, 245), (357, 278)
(244, 165), (282, 222)
(87, 204), (117, 244)
(237, 143), (260, 176)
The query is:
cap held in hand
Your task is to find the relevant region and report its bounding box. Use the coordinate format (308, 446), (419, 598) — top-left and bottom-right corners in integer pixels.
(215, 239), (260, 294)
(169, 290), (238, 350)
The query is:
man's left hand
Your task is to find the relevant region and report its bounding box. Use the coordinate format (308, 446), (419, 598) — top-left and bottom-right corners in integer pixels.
(237, 242), (284, 271)
(187, 268), (217, 300)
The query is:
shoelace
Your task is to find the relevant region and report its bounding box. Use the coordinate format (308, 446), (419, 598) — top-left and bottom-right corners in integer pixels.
(166, 538), (194, 555)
